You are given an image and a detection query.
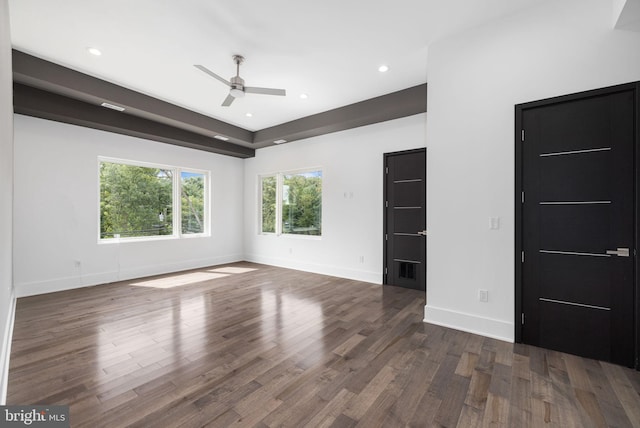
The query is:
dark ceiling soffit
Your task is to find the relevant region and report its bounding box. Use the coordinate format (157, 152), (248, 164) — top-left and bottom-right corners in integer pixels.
(13, 83), (255, 159)
(12, 49), (427, 153)
(253, 84), (427, 147)
(12, 50), (254, 146)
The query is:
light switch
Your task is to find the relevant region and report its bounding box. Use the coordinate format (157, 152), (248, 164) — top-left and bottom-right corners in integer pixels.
(490, 217), (500, 230)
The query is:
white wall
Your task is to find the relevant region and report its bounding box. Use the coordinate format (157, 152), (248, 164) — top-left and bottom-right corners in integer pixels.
(0, 0), (14, 404)
(613, 0), (640, 30)
(13, 115), (245, 297)
(425, 0), (640, 341)
(243, 114), (426, 283)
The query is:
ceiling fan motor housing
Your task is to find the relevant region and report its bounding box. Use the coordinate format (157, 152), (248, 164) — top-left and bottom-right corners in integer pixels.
(230, 76), (245, 97)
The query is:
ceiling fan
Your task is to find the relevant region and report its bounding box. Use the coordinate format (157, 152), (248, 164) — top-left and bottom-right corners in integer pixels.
(194, 55), (286, 107)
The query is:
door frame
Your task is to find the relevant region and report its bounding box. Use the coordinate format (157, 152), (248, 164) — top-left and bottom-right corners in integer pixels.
(383, 147), (426, 287)
(514, 82), (640, 369)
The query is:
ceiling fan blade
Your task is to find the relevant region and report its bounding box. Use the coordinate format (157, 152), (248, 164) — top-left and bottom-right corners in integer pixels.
(194, 65), (231, 87)
(221, 93), (235, 107)
(244, 87), (286, 96)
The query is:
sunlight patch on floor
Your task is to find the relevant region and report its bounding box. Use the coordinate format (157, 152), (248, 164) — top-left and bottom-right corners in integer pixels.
(209, 267), (258, 274)
(130, 272), (230, 288)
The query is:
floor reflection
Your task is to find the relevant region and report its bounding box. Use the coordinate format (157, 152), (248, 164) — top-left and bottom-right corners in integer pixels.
(94, 266), (263, 388)
(382, 283), (424, 308)
(94, 293), (208, 386)
(260, 288), (325, 357)
(8, 262), (434, 425)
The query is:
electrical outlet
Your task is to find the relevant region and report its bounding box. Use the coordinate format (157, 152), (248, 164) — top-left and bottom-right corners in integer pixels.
(359, 256), (365, 263)
(478, 289), (489, 302)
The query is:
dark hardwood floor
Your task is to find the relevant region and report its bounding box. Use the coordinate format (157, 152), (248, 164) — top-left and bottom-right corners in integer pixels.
(7, 262), (640, 427)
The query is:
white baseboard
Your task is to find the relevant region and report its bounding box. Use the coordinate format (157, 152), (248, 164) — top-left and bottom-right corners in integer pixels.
(245, 254), (381, 284)
(15, 253), (378, 297)
(15, 271), (116, 298)
(15, 254), (245, 297)
(423, 304), (514, 342)
(0, 287), (16, 405)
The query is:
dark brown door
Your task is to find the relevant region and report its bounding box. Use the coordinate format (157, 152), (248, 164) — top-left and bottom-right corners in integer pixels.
(384, 148), (426, 291)
(519, 88), (635, 367)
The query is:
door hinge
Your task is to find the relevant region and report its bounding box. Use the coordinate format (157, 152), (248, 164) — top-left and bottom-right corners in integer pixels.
(521, 191), (525, 204)
(521, 129), (525, 142)
(385, 201), (388, 208)
(385, 234), (388, 241)
(521, 313), (525, 325)
(385, 267), (388, 275)
(385, 166), (389, 174)
(521, 251), (525, 263)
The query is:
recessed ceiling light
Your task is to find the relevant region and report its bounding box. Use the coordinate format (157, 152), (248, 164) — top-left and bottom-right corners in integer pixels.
(273, 139), (287, 144)
(378, 65), (389, 73)
(214, 135), (229, 141)
(87, 47), (102, 56)
(101, 102), (125, 112)
(245, 113), (253, 117)
(300, 93), (308, 99)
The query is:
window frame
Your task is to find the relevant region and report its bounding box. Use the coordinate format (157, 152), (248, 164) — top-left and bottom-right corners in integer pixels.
(258, 167), (323, 238)
(98, 156), (210, 243)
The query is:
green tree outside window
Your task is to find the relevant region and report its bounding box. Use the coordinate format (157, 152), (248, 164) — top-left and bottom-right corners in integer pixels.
(259, 170), (322, 236)
(261, 176), (277, 233)
(100, 161), (207, 240)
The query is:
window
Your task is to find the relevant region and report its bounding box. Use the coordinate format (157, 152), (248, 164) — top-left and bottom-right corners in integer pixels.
(260, 169), (322, 236)
(181, 171), (206, 234)
(99, 158), (208, 241)
(282, 171), (322, 236)
(260, 175), (276, 233)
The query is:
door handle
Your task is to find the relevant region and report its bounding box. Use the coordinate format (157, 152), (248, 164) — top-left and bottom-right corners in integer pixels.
(606, 248), (630, 257)
(417, 230), (427, 236)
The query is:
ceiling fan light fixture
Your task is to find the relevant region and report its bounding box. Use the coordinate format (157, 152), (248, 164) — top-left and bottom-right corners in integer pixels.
(230, 87), (245, 98)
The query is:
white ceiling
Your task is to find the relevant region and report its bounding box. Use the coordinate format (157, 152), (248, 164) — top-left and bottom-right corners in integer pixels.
(9, 0), (540, 131)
